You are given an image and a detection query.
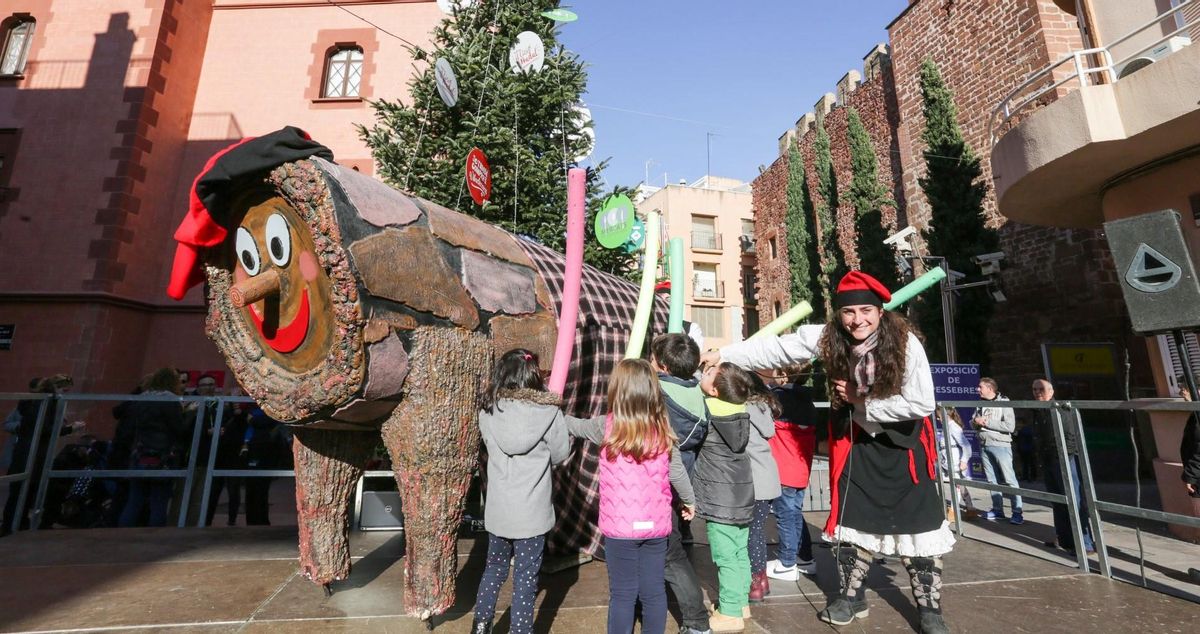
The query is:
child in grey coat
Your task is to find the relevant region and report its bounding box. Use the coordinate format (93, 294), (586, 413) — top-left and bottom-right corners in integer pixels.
(473, 349), (570, 634)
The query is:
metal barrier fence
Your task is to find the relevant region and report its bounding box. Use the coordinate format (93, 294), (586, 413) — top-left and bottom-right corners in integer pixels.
(4, 392), (1199, 584)
(937, 398), (1200, 580)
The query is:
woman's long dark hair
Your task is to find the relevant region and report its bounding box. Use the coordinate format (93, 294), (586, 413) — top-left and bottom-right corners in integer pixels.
(746, 371), (782, 418)
(818, 310), (914, 408)
(481, 348), (544, 414)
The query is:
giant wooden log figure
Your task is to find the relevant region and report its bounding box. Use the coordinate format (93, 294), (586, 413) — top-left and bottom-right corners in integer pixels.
(167, 127), (669, 620)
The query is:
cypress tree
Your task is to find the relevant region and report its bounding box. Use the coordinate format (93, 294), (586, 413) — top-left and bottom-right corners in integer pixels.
(813, 125), (846, 317)
(845, 108), (900, 291)
(785, 139), (823, 318)
(360, 0), (633, 274)
(915, 59), (1000, 365)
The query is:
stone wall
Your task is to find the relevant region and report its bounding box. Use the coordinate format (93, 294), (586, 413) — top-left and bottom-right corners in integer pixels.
(752, 62), (905, 327)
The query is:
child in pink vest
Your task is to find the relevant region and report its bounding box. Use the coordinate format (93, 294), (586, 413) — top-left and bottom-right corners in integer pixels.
(566, 359), (696, 634)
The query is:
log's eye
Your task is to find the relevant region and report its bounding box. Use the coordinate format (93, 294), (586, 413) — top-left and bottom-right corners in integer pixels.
(265, 213), (292, 267)
(236, 227), (261, 276)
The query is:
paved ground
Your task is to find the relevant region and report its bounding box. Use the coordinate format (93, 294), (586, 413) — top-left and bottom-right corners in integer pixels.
(2, 510), (1198, 634)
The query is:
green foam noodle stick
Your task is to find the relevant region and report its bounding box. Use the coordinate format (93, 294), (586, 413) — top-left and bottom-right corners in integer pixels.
(668, 237), (685, 333)
(748, 301), (813, 340)
(883, 267), (947, 311)
(625, 211), (661, 359)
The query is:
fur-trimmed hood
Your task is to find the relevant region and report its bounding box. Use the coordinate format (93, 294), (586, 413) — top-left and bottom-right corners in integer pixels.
(495, 388), (562, 407)
(481, 388), (564, 456)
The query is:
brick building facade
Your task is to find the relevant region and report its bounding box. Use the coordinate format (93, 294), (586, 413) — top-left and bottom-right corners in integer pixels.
(0, 1), (440, 396)
(752, 0), (1153, 393)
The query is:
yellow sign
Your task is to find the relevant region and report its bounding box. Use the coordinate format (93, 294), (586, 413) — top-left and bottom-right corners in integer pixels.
(1047, 345), (1116, 377)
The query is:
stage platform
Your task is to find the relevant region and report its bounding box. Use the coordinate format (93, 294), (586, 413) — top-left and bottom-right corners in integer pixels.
(1, 515), (1197, 633)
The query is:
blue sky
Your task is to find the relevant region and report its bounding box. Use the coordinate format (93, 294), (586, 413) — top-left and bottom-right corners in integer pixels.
(558, 1), (909, 189)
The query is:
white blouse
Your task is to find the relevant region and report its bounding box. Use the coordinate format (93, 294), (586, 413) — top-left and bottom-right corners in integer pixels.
(719, 325), (935, 430)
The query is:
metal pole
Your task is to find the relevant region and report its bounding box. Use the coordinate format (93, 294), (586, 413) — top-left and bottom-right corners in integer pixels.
(1051, 405), (1089, 572)
(30, 397), (67, 531)
(196, 400), (227, 528)
(176, 399), (208, 528)
(938, 405), (964, 536)
(1070, 406), (1111, 578)
(7, 398), (48, 534)
(940, 261), (956, 363)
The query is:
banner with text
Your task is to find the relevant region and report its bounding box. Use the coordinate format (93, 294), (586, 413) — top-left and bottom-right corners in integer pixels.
(930, 363), (984, 479)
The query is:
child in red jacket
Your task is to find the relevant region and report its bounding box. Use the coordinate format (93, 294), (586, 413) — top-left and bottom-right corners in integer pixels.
(765, 377), (818, 580)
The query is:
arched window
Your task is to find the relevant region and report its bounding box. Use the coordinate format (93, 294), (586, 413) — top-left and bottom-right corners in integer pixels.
(0, 16), (35, 76)
(322, 46), (363, 98)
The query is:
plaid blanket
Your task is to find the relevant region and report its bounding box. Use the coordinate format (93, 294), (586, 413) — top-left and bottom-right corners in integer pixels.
(517, 239), (671, 555)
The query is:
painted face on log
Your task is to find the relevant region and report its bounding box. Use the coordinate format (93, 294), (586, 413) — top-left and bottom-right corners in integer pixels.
(203, 162), (366, 425)
(230, 193), (335, 373)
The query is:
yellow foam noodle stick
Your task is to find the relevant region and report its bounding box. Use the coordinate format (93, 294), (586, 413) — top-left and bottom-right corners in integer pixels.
(748, 301), (813, 340)
(625, 211), (660, 359)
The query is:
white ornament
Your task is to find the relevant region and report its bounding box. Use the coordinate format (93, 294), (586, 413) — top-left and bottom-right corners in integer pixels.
(509, 31), (546, 74)
(434, 58), (459, 107)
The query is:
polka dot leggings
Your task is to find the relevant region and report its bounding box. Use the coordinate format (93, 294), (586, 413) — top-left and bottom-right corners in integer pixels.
(474, 532), (545, 634)
(749, 500), (772, 574)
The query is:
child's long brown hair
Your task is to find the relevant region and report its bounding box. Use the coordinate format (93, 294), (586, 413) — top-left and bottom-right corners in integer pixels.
(604, 359), (676, 463)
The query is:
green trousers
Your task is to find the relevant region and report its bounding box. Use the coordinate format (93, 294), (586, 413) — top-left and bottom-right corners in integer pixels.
(707, 521), (750, 617)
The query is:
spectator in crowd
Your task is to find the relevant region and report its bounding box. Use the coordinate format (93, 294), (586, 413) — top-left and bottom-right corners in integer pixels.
(241, 407), (288, 525)
(206, 399), (248, 527)
(117, 368), (185, 527)
(1, 377), (40, 473)
(974, 377), (1022, 525)
(180, 373), (239, 526)
(2, 375), (85, 536)
(938, 409), (977, 521)
(1030, 379), (1094, 555)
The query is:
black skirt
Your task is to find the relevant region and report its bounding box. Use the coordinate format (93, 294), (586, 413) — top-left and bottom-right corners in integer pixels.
(833, 417), (944, 536)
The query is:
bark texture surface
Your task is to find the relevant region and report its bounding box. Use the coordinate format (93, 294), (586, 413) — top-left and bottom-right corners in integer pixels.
(382, 326), (491, 619)
(292, 428), (377, 585)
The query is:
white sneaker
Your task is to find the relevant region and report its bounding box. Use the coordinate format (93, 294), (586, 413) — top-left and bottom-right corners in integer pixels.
(796, 558), (817, 576)
(765, 559), (800, 581)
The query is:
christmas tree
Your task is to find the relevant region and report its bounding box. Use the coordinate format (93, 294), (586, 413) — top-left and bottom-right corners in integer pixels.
(359, 0), (633, 275)
(915, 59), (1000, 365)
(845, 107), (900, 291)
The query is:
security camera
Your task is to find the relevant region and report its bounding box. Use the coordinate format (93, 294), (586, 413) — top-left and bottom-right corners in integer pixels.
(972, 251), (1006, 276)
(883, 226), (918, 255)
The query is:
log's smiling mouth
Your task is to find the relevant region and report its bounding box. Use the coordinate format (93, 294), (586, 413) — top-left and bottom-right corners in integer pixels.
(247, 287), (310, 353)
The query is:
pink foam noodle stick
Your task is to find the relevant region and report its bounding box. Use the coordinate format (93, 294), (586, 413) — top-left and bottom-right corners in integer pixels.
(548, 167), (587, 395)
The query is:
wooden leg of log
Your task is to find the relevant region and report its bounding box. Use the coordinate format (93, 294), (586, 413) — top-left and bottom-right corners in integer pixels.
(292, 427), (377, 586)
(381, 326), (491, 619)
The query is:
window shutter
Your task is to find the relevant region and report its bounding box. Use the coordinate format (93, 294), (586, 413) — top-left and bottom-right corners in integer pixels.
(1158, 331), (1200, 395)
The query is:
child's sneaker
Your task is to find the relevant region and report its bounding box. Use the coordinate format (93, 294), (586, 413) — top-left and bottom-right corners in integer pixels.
(983, 510), (1006, 521)
(765, 559), (800, 581)
(796, 558), (818, 576)
(1009, 510), (1025, 525)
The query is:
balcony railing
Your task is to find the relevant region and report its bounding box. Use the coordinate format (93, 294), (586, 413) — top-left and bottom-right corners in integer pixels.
(693, 280), (725, 300)
(691, 231), (722, 251)
(989, 0), (1199, 146)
